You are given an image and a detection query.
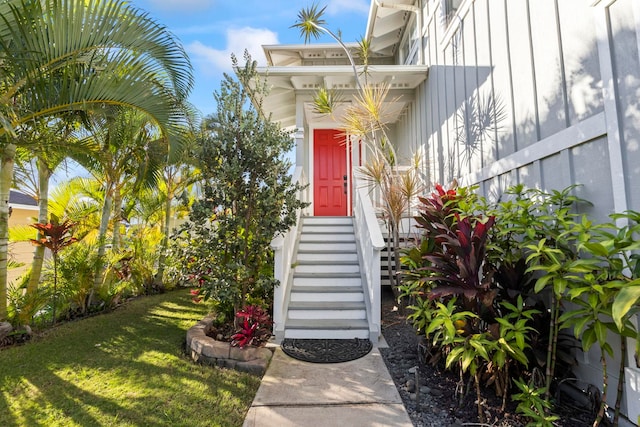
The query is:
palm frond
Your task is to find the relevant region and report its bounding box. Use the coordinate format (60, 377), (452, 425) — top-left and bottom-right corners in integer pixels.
(291, 4), (327, 44)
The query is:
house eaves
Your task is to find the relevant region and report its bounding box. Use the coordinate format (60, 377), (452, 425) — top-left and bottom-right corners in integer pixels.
(366, 0), (416, 57)
(256, 64), (428, 128)
(263, 43), (362, 67)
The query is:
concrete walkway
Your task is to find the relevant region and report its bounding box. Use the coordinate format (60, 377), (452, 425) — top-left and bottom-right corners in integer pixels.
(243, 343), (413, 427)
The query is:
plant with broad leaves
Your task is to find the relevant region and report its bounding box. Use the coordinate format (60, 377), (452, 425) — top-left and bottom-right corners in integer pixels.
(560, 210), (640, 426)
(231, 305), (272, 348)
(512, 377), (559, 426)
(491, 296), (539, 410)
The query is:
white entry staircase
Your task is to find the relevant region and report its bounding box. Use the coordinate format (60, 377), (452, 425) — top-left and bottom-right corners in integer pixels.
(283, 216), (370, 340)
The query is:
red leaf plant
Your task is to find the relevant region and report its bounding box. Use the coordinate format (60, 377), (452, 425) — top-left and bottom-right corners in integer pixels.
(413, 184), (498, 314)
(231, 305), (272, 348)
(30, 216), (78, 324)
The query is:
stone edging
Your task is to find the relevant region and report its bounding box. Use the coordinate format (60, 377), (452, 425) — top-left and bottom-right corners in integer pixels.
(186, 316), (273, 376)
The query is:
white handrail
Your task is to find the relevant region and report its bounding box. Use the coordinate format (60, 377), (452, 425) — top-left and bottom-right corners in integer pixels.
(270, 167), (308, 342)
(353, 176), (385, 342)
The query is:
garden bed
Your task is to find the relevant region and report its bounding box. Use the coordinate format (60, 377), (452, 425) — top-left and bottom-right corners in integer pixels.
(379, 287), (595, 426)
(186, 316), (273, 376)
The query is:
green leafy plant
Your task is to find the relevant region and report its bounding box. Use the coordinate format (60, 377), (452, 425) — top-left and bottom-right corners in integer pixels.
(512, 377), (559, 426)
(491, 296), (539, 410)
(524, 186), (593, 402)
(402, 183), (590, 421)
(446, 332), (495, 423)
(6, 275), (49, 327)
(560, 210), (640, 426)
(167, 53), (307, 323)
(55, 241), (101, 316)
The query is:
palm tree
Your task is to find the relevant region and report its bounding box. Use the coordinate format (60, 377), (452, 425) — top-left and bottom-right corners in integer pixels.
(0, 0), (193, 320)
(72, 107), (167, 300)
(13, 117), (83, 295)
(154, 144), (200, 284)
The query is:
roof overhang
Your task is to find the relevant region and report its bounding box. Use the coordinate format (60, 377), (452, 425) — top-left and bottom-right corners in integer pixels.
(257, 64), (428, 128)
(10, 203), (39, 211)
(263, 43), (362, 67)
(366, 0), (417, 56)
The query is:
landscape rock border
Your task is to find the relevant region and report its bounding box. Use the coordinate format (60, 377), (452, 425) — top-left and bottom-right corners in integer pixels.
(186, 316), (273, 376)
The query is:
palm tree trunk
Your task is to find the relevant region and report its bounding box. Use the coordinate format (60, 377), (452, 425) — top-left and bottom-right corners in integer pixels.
(27, 157), (51, 294)
(0, 144), (16, 320)
(89, 187), (113, 305)
(154, 188), (173, 284)
(111, 189), (122, 251)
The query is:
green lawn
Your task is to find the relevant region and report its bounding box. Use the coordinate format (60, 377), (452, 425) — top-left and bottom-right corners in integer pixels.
(0, 290), (261, 427)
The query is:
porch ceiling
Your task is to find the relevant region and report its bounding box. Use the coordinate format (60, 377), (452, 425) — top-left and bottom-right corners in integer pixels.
(256, 64), (428, 128)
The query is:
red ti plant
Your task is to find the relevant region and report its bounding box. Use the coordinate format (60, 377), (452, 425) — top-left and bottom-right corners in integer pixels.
(414, 184), (497, 316)
(426, 214), (496, 311)
(231, 305), (272, 348)
(30, 216), (78, 324)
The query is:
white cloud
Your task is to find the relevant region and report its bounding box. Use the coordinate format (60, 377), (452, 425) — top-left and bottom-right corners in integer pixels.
(326, 0), (370, 15)
(187, 27), (278, 74)
(146, 0), (213, 12)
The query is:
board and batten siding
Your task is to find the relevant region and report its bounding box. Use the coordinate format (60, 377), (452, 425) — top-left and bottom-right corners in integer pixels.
(398, 0), (640, 421)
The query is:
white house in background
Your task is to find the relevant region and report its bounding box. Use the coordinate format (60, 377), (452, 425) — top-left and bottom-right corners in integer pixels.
(260, 0), (640, 423)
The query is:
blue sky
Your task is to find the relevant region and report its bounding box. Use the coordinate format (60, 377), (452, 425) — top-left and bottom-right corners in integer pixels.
(129, 0), (372, 117)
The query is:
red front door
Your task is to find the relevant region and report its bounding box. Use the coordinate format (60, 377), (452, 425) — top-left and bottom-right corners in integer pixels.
(313, 129), (347, 216)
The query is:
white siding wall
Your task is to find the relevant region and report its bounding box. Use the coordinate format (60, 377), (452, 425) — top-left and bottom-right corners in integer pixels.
(409, 0), (640, 419)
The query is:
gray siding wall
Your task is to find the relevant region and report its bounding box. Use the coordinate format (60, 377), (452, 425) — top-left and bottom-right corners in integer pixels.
(407, 0), (640, 418)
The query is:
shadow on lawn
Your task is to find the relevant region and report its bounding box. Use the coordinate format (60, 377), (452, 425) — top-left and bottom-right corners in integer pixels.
(0, 290), (260, 426)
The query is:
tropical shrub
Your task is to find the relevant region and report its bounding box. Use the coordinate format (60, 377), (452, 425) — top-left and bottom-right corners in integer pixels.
(166, 54), (307, 323)
(6, 273), (49, 327)
(400, 183), (588, 420)
(54, 242), (101, 316)
(107, 227), (165, 296)
(402, 182), (640, 425)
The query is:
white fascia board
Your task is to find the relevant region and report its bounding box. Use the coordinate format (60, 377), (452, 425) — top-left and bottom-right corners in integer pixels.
(10, 203), (39, 211)
(257, 64), (428, 77)
(262, 42), (359, 52)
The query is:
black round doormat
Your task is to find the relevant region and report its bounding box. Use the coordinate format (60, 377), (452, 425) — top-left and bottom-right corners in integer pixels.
(281, 338), (373, 363)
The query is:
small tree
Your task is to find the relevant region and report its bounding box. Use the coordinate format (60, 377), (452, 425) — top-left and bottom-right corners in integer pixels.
(30, 215), (78, 324)
(168, 53), (307, 323)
